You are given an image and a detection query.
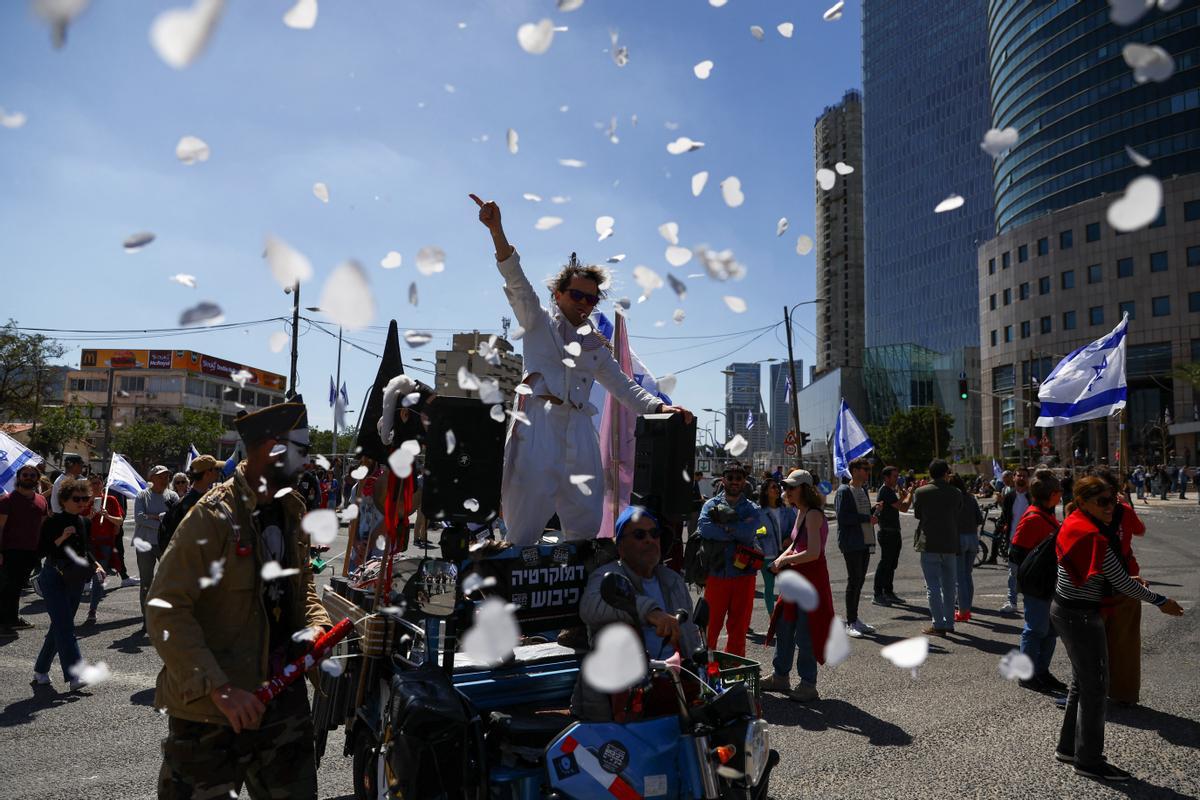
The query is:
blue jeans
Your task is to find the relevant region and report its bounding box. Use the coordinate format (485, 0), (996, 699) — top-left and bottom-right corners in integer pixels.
(33, 566), (84, 681)
(771, 609), (818, 685)
(1006, 561), (1019, 606)
(1021, 594), (1057, 676)
(957, 533), (977, 612)
(87, 571), (105, 616)
(920, 552), (957, 630)
(760, 567), (777, 616)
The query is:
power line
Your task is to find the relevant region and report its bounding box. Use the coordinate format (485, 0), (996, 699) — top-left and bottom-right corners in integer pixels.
(671, 323), (783, 375)
(15, 317), (289, 336)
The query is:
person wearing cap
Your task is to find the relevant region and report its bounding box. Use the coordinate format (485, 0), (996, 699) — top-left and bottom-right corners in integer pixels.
(697, 461), (762, 657)
(49, 452), (86, 513)
(470, 195), (693, 545)
(158, 455), (221, 554)
(573, 505), (699, 721)
(147, 396), (332, 799)
(134, 465), (181, 628)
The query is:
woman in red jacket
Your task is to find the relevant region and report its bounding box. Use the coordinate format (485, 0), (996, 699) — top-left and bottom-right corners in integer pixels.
(1010, 470), (1065, 694)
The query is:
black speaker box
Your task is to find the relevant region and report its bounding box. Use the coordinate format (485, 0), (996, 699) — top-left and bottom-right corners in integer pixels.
(421, 397), (506, 523)
(633, 413), (697, 517)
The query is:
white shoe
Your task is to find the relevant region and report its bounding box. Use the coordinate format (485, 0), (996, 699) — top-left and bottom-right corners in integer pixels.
(32, 672), (51, 686)
(1000, 601), (1018, 614)
(850, 619), (876, 635)
(120, 577), (140, 588)
(845, 623), (863, 638)
(68, 678), (87, 692)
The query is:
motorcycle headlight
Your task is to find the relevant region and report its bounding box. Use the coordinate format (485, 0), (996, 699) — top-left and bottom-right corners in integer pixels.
(742, 719), (770, 787)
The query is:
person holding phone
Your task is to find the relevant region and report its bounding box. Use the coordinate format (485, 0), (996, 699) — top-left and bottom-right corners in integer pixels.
(82, 473), (125, 626)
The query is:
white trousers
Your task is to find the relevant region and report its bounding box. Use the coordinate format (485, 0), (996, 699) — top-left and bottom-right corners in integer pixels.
(501, 399), (602, 545)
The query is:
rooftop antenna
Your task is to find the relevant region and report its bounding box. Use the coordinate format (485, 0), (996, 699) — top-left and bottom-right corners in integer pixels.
(501, 316), (511, 340)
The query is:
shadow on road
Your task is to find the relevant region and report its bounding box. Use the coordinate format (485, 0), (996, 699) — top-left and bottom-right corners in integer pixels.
(1108, 704), (1200, 750)
(108, 629), (150, 655)
(942, 629), (1018, 656)
(761, 696), (913, 746)
(77, 616), (141, 639)
(0, 685), (85, 728)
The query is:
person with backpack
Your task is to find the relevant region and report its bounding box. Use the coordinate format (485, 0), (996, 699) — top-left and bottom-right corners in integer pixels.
(1010, 470), (1066, 695)
(696, 461), (761, 657)
(159, 455), (222, 554)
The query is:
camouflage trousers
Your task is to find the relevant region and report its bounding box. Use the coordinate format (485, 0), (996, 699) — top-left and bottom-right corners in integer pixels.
(158, 683), (317, 800)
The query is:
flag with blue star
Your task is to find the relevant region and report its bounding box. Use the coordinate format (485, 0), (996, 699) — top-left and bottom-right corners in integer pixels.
(1036, 314), (1129, 427)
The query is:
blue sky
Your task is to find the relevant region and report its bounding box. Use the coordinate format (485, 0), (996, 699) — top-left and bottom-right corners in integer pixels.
(0, 0), (862, 435)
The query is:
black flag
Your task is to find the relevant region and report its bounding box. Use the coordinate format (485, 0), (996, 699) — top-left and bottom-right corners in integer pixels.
(356, 320), (404, 462)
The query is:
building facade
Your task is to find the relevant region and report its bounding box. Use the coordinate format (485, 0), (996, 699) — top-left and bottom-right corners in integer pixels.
(723, 362), (771, 462)
(862, 0), (995, 352)
(814, 90), (866, 376)
(434, 332), (523, 403)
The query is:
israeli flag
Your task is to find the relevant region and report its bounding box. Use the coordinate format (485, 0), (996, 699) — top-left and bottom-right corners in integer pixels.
(222, 442), (243, 478)
(832, 398), (874, 478)
(185, 443), (199, 470)
(1036, 314), (1128, 427)
(745, 409), (755, 430)
(328, 376), (337, 408)
(106, 453), (148, 499)
(784, 375), (792, 404)
(0, 431), (43, 494)
(992, 459), (1003, 482)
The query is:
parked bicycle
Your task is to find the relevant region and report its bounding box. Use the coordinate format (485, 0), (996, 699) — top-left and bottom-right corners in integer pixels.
(975, 501), (1009, 566)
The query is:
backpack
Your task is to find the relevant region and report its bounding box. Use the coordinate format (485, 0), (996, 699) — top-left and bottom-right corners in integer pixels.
(683, 533), (725, 587)
(1017, 531), (1058, 600)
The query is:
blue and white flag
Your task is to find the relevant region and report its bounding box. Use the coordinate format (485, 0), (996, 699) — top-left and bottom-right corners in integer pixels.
(784, 375), (792, 404)
(992, 458), (1003, 482)
(106, 453), (147, 499)
(745, 409), (755, 430)
(328, 376), (337, 408)
(0, 431), (43, 494)
(1036, 314), (1128, 427)
(339, 382), (349, 407)
(832, 398), (874, 478)
(222, 442), (243, 478)
(185, 443), (199, 470)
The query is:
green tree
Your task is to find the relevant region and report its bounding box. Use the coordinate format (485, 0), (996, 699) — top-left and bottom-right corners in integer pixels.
(26, 405), (96, 459)
(1173, 362), (1200, 390)
(870, 407), (955, 472)
(310, 424), (358, 455)
(0, 319), (66, 421)
(113, 408), (224, 473)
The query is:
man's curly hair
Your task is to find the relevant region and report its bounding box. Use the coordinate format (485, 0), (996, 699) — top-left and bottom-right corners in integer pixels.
(547, 252), (609, 298)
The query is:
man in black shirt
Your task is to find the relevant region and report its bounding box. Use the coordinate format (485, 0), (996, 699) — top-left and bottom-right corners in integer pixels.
(873, 466), (912, 606)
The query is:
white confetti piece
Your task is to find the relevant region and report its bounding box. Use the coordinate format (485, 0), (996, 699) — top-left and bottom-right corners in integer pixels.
(672, 309), (686, 324)
(998, 649), (1035, 681)
(696, 247), (746, 281)
(1124, 144), (1151, 167)
(132, 537), (153, 553)
(823, 0), (844, 22)
(658, 222), (680, 245)
(230, 369), (253, 387)
(777, 571), (819, 610)
(123, 231), (155, 252)
(149, 0), (224, 69)
(457, 366), (480, 391)
(462, 598), (520, 665)
(834, 161), (855, 175)
(583, 624), (646, 691)
(68, 659), (112, 686)
(321, 658), (344, 677)
(283, 0), (316, 29)
(1122, 42), (1174, 83)
(169, 273), (197, 288)
(776, 217), (789, 237)
(1108, 0), (1155, 26)
(564, 341), (582, 357)
(824, 615), (851, 665)
(723, 296), (747, 313)
(667, 137), (705, 155)
(517, 18), (555, 54)
(179, 302), (224, 327)
(175, 135), (210, 164)
(550, 195), (571, 204)
(264, 235), (313, 289)
(725, 433), (748, 456)
(720, 176), (744, 208)
(607, 254), (626, 263)
(609, 29), (629, 67)
(934, 194), (965, 213)
(312, 182), (330, 203)
(776, 22), (794, 38)
(302, 509), (338, 545)
(350, 465), (368, 480)
(750, 25), (764, 40)
(319, 260), (374, 330)
(404, 331), (433, 347)
(795, 235), (814, 256)
(415, 246), (446, 275)
(462, 573), (497, 596)
(595, 215), (615, 241)
(633, 265), (664, 298)
(657, 373), (677, 395)
(535, 216), (564, 230)
(0, 108), (27, 128)
(199, 559), (225, 589)
(1106, 175), (1162, 232)
(558, 0), (584, 10)
(463, 498), (480, 512)
(693, 59), (714, 80)
(665, 246), (692, 267)
(569, 474), (594, 495)
(506, 128), (519, 155)
(522, 193), (542, 202)
(147, 598), (173, 608)
(980, 127), (1019, 158)
(558, 158), (588, 169)
(880, 636), (929, 670)
(816, 168), (836, 191)
(490, 405), (506, 423)
(380, 251), (402, 269)
(691, 171), (709, 196)
(561, 357), (577, 368)
(273, 486), (293, 499)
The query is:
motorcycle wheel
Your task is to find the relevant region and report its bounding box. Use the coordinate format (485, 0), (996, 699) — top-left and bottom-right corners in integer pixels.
(352, 730), (379, 800)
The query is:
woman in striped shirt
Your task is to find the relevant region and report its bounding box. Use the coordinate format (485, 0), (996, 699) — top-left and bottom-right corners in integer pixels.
(1050, 476), (1184, 782)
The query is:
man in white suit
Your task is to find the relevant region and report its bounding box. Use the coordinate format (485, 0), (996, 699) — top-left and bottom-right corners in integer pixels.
(470, 194), (693, 544)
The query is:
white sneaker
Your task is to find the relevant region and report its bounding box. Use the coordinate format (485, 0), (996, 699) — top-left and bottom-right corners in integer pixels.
(850, 619), (876, 635)
(68, 677), (87, 692)
(1000, 601), (1018, 614)
(120, 577), (140, 588)
(845, 623), (863, 638)
(32, 672), (51, 686)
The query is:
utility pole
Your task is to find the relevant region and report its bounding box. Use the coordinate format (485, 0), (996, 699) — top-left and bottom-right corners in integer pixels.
(331, 324), (343, 469)
(288, 281), (300, 395)
(101, 364), (116, 467)
(783, 305), (803, 469)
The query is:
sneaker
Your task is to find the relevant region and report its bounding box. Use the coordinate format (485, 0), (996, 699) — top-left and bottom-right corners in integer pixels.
(1054, 750), (1075, 764)
(921, 625), (948, 638)
(1040, 672), (1068, 694)
(81, 614), (97, 628)
(12, 617), (34, 630)
(999, 601), (1018, 614)
(760, 674), (791, 694)
(953, 610), (972, 622)
(31, 672), (51, 686)
(845, 623), (864, 639)
(787, 682), (820, 702)
(871, 595), (891, 607)
(850, 619), (875, 635)
(1073, 762), (1131, 782)
(0, 626), (17, 639)
(1055, 695), (1068, 709)
(120, 577), (140, 588)
(885, 593), (906, 605)
(1019, 677), (1048, 693)
(68, 677), (88, 692)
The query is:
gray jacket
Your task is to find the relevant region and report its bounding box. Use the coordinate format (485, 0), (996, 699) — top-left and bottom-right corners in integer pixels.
(134, 488), (179, 548)
(571, 560), (698, 722)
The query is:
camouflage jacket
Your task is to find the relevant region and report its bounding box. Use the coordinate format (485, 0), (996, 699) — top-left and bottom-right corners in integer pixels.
(147, 464), (332, 724)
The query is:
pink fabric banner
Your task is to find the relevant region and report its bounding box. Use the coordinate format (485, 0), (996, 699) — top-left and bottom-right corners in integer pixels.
(597, 311), (636, 539)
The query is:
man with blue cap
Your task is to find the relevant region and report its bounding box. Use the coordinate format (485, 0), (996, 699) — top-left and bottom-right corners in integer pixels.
(572, 505), (698, 721)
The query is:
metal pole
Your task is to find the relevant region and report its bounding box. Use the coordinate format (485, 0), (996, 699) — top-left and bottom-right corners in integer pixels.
(288, 282), (300, 395)
(332, 325), (343, 461)
(101, 364), (115, 466)
(783, 305), (803, 469)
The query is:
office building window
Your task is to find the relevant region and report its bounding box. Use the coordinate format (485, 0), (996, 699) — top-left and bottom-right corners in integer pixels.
(1089, 306), (1104, 326)
(1037, 237), (1049, 256)
(1004, 325), (1013, 343)
(1150, 251), (1168, 272)
(1018, 244), (1028, 263)
(990, 329), (997, 346)
(1038, 276), (1050, 295)
(1087, 264), (1102, 284)
(1117, 257), (1133, 278)
(1186, 200), (1200, 222)
(1020, 320), (1031, 339)
(1003, 288), (1012, 305)
(1152, 296), (1170, 317)
(1085, 222), (1100, 242)
(1002, 251), (1011, 269)
(120, 376), (146, 392)
(1019, 282), (1030, 300)
(1189, 245), (1200, 267)
(1060, 230), (1073, 249)
(1149, 208), (1166, 229)
(205, 382), (221, 400)
(1061, 270), (1075, 289)
(989, 294), (996, 311)
(1040, 316), (1052, 334)
(1063, 310), (1077, 330)
(988, 257), (996, 275)
(186, 377), (204, 396)
(69, 378), (108, 393)
(1190, 292), (1200, 313)
(1119, 300), (1136, 320)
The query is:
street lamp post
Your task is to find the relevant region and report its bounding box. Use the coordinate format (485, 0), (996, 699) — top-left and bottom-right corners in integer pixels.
(784, 300), (822, 468)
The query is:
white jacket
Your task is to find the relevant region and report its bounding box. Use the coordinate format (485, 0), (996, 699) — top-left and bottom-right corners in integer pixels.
(498, 251), (662, 416)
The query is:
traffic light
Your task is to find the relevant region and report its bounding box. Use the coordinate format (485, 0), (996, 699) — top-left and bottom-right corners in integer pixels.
(958, 379), (969, 400)
(799, 431), (811, 448)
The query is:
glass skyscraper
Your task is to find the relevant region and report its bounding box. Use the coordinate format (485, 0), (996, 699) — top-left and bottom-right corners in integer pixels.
(989, 0), (1200, 233)
(862, 0), (995, 351)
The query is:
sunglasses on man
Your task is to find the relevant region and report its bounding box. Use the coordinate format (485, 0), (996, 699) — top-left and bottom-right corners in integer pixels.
(628, 527), (661, 542)
(566, 288), (600, 306)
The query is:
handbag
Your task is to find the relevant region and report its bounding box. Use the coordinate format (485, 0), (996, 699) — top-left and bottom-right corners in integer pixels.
(732, 543), (765, 571)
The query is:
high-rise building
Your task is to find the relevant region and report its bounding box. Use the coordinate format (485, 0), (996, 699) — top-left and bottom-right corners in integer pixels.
(723, 362), (771, 461)
(434, 332), (523, 402)
(769, 360), (803, 454)
(862, 0), (995, 351)
(814, 90), (866, 377)
(978, 1), (1200, 462)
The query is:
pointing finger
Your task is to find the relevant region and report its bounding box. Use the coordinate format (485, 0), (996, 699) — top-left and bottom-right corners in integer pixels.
(468, 193), (484, 207)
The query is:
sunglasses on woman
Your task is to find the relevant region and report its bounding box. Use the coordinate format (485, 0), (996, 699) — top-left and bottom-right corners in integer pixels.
(566, 288), (600, 306)
(1091, 495), (1116, 508)
(68, 495), (92, 504)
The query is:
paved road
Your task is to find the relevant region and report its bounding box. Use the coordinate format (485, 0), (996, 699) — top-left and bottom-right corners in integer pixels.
(1, 502), (1197, 799)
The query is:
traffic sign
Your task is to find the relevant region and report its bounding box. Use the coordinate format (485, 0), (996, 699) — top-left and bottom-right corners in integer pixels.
(784, 443), (798, 457)
(1041, 445), (1051, 456)
(784, 430), (797, 446)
